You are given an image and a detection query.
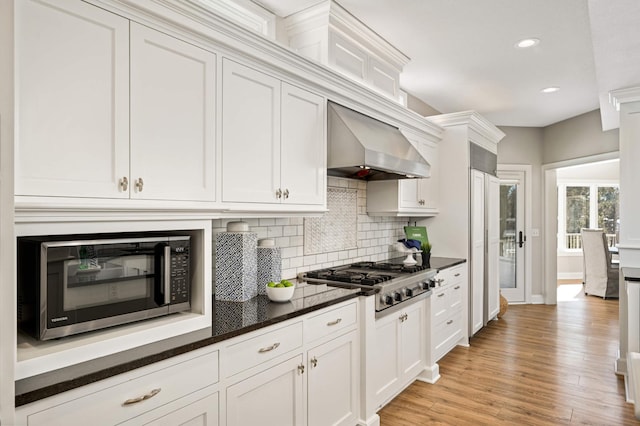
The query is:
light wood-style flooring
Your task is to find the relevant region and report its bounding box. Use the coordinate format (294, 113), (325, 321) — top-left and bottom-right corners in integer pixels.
(379, 285), (637, 425)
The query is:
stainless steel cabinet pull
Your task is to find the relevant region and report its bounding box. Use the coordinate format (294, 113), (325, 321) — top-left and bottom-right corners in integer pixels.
(122, 388), (161, 406)
(399, 313), (408, 322)
(327, 318), (342, 326)
(454, 273), (461, 277)
(283, 189), (289, 199)
(310, 357), (318, 367)
(276, 188), (282, 199)
(446, 320), (453, 325)
(437, 293), (445, 298)
(119, 177), (128, 191)
(135, 177), (144, 192)
(454, 286), (460, 290)
(258, 342), (280, 353)
(298, 364), (305, 374)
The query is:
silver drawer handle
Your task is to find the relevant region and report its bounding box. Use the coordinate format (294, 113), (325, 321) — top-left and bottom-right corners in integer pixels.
(446, 320), (453, 325)
(454, 286), (460, 290)
(122, 388), (161, 406)
(119, 176), (128, 191)
(454, 273), (461, 277)
(258, 342), (280, 353)
(327, 318), (342, 326)
(437, 293), (445, 298)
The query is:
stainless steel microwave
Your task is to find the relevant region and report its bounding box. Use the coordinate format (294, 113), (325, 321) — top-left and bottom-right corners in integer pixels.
(17, 233), (191, 340)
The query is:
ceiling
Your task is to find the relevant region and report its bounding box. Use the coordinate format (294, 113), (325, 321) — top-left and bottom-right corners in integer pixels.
(252, 0), (640, 129)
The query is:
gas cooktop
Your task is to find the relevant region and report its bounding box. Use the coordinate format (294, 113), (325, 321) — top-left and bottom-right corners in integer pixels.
(299, 257), (436, 314)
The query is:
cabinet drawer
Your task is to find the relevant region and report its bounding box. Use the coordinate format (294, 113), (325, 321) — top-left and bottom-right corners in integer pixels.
(432, 287), (448, 323)
(225, 321), (303, 377)
(22, 347), (219, 426)
(305, 301), (357, 343)
(449, 282), (463, 310)
(434, 311), (463, 361)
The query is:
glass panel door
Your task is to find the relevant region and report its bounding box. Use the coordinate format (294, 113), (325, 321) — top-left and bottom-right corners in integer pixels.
(498, 171), (525, 302)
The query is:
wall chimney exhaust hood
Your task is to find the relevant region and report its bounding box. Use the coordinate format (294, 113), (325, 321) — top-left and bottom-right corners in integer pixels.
(327, 101), (430, 181)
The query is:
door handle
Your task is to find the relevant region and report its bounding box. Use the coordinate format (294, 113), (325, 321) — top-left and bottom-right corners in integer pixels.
(518, 231), (526, 248)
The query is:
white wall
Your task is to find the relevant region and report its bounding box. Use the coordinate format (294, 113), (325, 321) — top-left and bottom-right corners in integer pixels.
(543, 109), (619, 164)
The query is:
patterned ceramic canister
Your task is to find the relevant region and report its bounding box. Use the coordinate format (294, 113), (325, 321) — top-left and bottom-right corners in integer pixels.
(257, 238), (281, 295)
(214, 230), (258, 302)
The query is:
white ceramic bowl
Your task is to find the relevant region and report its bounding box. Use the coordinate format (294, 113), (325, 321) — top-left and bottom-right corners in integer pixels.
(265, 283), (295, 302)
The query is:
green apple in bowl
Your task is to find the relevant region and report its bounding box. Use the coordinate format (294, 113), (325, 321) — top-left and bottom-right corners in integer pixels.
(266, 279), (296, 302)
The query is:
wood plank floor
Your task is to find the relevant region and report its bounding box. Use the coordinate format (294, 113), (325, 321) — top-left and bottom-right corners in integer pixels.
(379, 285), (638, 425)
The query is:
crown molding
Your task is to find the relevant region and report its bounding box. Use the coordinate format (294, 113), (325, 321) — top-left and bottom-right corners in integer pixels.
(427, 111), (505, 145)
(610, 86), (640, 111)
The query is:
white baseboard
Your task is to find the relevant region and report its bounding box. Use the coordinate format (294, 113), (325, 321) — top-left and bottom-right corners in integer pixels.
(531, 294), (545, 304)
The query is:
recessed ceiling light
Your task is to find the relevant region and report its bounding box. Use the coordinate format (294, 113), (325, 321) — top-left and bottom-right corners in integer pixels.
(515, 38), (540, 48)
(541, 87), (560, 93)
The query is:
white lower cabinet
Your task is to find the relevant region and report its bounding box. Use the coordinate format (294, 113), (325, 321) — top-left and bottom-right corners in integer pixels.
(226, 354), (306, 426)
(16, 347), (220, 426)
(122, 389), (219, 426)
(372, 299), (425, 409)
(224, 300), (359, 426)
(307, 330), (359, 426)
(431, 264), (467, 362)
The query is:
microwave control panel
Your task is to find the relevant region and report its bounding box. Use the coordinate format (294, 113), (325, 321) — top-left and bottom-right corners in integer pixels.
(169, 242), (190, 304)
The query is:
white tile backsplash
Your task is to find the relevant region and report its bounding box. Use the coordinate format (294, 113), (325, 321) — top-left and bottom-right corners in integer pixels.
(212, 177), (408, 289)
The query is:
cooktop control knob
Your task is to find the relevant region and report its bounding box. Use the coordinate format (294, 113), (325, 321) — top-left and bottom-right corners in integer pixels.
(384, 294), (394, 305)
(393, 292), (402, 302)
(405, 288), (414, 297)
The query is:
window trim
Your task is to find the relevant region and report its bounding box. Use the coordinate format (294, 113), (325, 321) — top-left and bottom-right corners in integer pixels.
(557, 179), (619, 254)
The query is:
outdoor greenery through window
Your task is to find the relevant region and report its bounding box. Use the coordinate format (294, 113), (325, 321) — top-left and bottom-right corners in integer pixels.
(559, 184), (619, 250)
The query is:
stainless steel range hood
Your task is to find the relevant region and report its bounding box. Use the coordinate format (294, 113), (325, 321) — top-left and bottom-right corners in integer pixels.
(327, 101), (430, 181)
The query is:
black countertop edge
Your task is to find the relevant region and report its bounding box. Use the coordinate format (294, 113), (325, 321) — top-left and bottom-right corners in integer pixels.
(428, 257), (467, 271)
(15, 290), (365, 407)
(623, 267), (640, 282)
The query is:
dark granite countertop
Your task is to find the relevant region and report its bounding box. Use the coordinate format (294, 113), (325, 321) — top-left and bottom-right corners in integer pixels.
(428, 256), (467, 271)
(623, 268), (640, 282)
(15, 282), (366, 407)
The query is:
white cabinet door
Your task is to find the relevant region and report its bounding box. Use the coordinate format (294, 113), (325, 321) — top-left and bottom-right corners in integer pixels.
(470, 169), (485, 335)
(399, 179), (421, 209)
(130, 23), (215, 202)
(226, 355), (305, 426)
(372, 312), (401, 407)
(280, 83), (325, 206)
(222, 59), (281, 204)
(16, 0), (129, 198)
(417, 140), (439, 211)
(485, 175), (500, 322)
(399, 300), (424, 379)
(307, 330), (358, 426)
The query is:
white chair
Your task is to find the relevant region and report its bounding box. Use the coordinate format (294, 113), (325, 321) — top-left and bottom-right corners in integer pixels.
(581, 228), (619, 298)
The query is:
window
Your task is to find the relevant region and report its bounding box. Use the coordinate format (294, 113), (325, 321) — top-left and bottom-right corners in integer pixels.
(558, 183), (619, 251)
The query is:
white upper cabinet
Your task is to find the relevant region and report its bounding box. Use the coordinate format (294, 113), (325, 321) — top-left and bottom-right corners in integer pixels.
(16, 0), (130, 199)
(16, 0), (216, 203)
(280, 83), (326, 206)
(130, 23), (216, 202)
(222, 59), (281, 204)
(366, 129), (439, 216)
(222, 58), (326, 208)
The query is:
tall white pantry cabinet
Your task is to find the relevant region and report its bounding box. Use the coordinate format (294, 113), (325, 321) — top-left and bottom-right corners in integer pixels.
(424, 112), (505, 339)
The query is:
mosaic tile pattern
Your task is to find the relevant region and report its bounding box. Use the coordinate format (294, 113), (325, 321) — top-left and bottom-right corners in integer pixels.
(304, 187), (357, 255)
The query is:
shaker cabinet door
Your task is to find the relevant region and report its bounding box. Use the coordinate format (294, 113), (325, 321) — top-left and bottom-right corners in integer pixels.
(130, 23), (216, 202)
(307, 330), (358, 426)
(16, 0), (130, 198)
(280, 83), (326, 206)
(221, 59), (281, 204)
